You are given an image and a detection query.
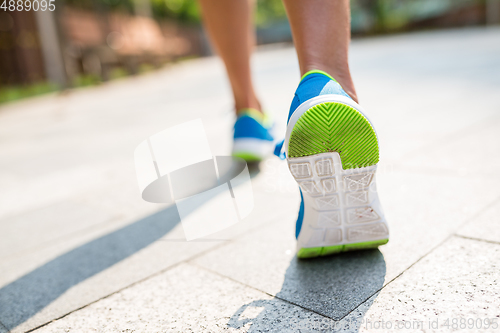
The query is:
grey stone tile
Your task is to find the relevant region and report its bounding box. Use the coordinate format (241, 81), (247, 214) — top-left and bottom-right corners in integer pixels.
(341, 237), (500, 333)
(32, 263), (335, 333)
(350, 29), (500, 165)
(155, 168), (298, 245)
(0, 171), (295, 333)
(399, 116), (500, 180)
(376, 169), (500, 280)
(193, 214), (387, 321)
(193, 168), (500, 320)
(0, 206), (223, 333)
(0, 201), (114, 261)
(456, 200), (500, 244)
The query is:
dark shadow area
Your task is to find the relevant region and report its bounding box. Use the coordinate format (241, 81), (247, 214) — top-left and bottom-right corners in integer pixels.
(228, 249), (386, 332)
(0, 206), (180, 330)
(246, 161), (261, 178)
(0, 158), (258, 331)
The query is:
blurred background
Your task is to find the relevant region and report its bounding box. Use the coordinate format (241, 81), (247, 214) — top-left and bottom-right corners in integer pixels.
(1, 0), (500, 104)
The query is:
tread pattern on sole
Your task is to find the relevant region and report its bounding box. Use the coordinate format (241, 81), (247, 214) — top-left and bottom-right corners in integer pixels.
(288, 102), (379, 170)
(289, 101), (388, 259)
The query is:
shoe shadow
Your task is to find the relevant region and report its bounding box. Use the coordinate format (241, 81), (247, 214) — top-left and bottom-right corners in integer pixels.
(246, 161), (261, 177)
(228, 249), (386, 332)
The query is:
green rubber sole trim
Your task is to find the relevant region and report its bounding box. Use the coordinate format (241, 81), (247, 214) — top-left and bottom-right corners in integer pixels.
(232, 152), (262, 162)
(288, 102), (379, 170)
(297, 239), (388, 259)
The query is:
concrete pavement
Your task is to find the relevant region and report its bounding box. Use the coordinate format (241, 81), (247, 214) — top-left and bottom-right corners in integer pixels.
(1, 27), (500, 332)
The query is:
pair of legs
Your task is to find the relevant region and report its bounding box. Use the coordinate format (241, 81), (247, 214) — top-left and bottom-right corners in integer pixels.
(200, 1), (390, 258)
(198, 0), (358, 112)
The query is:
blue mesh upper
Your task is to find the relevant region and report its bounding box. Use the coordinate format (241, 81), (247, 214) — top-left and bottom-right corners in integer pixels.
(288, 73), (351, 123)
(234, 115), (273, 141)
(296, 189), (304, 239)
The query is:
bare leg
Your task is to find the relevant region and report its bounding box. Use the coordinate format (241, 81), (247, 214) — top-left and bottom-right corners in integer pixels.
(282, 0), (358, 102)
(198, 0), (261, 112)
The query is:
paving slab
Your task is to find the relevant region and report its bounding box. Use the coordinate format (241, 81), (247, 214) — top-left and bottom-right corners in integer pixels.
(0, 186), (298, 333)
(195, 219), (387, 321)
(0, 205), (217, 333)
(342, 236), (500, 333)
(0, 200), (114, 261)
(31, 263), (335, 333)
(350, 28), (500, 166)
(0, 48), (298, 333)
(399, 115), (500, 180)
(456, 200), (500, 244)
(193, 167), (500, 320)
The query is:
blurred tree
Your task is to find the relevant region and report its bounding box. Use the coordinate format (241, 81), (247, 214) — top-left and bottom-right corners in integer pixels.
(486, 0), (500, 24)
(150, 0), (200, 22)
(352, 0), (484, 33)
(61, 0), (289, 26)
(255, 0), (287, 27)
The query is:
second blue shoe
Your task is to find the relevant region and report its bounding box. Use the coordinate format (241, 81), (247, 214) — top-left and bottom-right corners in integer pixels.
(232, 108), (275, 162)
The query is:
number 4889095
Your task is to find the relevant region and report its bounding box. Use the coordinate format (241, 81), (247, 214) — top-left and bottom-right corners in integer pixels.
(1, 0), (56, 11)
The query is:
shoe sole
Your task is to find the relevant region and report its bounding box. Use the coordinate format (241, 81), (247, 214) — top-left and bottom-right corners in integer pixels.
(286, 96), (389, 259)
(232, 138), (275, 162)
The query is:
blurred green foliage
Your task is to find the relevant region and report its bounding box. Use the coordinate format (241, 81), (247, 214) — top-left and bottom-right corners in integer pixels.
(151, 0), (287, 25)
(255, 0), (287, 26)
(351, 0), (480, 33)
(72, 74), (101, 87)
(151, 0), (200, 22)
(3, 0), (483, 105)
(0, 82), (59, 104)
(61, 0), (288, 26)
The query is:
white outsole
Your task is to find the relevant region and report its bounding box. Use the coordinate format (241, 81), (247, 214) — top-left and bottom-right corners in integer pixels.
(232, 138), (275, 160)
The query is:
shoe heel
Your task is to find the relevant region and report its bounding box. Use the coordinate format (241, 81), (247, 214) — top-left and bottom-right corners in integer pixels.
(287, 102), (389, 258)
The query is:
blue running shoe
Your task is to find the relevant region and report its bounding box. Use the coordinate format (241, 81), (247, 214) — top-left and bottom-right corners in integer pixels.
(233, 108), (275, 162)
(281, 70), (389, 258)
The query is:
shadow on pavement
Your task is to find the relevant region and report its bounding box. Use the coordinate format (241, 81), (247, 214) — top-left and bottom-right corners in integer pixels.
(0, 160), (261, 331)
(0, 206), (180, 331)
(228, 249), (386, 332)
(246, 161), (261, 177)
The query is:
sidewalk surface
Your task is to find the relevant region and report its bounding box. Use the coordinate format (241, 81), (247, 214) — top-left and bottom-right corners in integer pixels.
(1, 28), (500, 333)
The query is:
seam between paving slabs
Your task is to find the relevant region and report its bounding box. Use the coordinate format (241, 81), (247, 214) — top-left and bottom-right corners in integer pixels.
(0, 320), (11, 333)
(22, 193), (500, 332)
(23, 242), (230, 333)
(185, 212), (342, 321)
(454, 234), (500, 246)
(187, 261), (336, 322)
(22, 210), (294, 333)
(453, 195), (500, 231)
(337, 195), (500, 322)
(188, 196), (500, 322)
(335, 234), (467, 322)
(23, 193), (500, 332)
